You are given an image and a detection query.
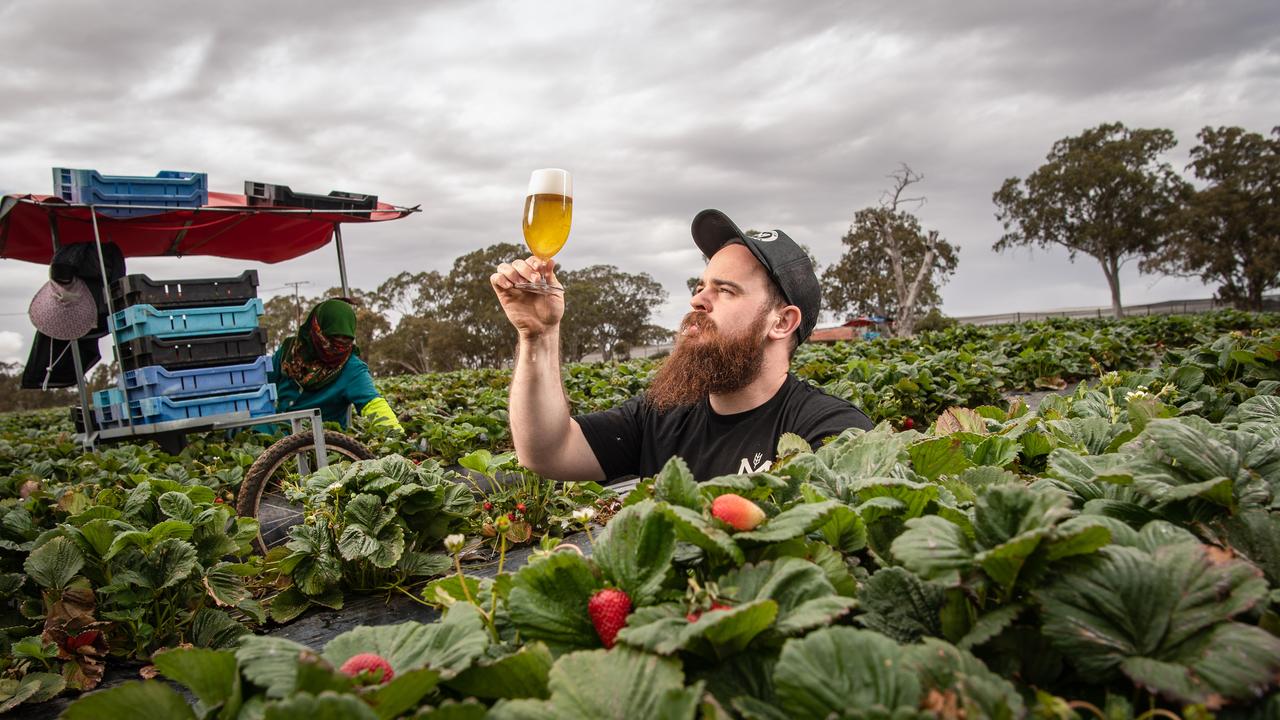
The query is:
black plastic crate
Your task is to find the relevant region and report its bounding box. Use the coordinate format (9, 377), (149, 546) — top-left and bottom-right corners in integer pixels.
(111, 270), (259, 310)
(117, 328), (269, 372)
(72, 405), (94, 434)
(244, 181), (377, 214)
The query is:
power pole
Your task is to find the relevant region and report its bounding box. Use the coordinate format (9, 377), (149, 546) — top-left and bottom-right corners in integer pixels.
(283, 281), (311, 325)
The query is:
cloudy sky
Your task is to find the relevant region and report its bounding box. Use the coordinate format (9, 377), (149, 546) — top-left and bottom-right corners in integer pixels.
(1, 1), (1277, 367)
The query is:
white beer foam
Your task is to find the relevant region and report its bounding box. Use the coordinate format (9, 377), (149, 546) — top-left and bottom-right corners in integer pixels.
(528, 169), (572, 196)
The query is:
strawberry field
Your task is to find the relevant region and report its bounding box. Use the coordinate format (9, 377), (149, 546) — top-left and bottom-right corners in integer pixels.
(2, 310), (1279, 718)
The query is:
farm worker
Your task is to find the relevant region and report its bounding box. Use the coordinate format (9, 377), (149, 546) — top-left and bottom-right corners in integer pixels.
(491, 209), (872, 483)
(269, 298), (403, 432)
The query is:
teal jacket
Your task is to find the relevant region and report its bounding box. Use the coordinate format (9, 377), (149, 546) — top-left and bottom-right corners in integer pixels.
(268, 346), (380, 428)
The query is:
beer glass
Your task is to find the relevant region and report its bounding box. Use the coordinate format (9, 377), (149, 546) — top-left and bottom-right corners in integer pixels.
(516, 168), (572, 294)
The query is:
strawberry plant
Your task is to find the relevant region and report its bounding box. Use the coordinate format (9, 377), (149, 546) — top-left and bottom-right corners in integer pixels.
(456, 449), (618, 550)
(1, 477), (263, 699)
(268, 455), (475, 622)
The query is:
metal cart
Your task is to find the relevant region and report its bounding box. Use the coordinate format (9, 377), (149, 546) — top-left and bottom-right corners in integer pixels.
(0, 187), (420, 549)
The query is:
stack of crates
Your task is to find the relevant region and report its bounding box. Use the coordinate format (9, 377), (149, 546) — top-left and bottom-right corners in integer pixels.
(53, 168), (209, 218)
(89, 270), (277, 429)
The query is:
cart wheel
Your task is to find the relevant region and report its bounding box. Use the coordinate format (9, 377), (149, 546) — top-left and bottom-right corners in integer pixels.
(236, 430), (375, 554)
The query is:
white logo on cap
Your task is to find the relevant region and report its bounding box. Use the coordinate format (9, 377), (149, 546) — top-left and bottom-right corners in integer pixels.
(749, 230), (778, 242)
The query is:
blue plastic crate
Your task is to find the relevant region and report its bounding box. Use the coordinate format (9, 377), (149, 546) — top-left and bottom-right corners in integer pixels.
(95, 384), (277, 427)
(52, 168), (209, 218)
(112, 299), (264, 342)
(92, 387), (123, 410)
(94, 356), (272, 405)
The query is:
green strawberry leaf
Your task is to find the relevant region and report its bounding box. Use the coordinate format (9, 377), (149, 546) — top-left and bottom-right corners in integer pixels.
(717, 558), (855, 636)
(506, 550), (602, 651)
(322, 603), (489, 678)
(909, 436), (975, 480)
(856, 567), (946, 643)
(734, 500), (847, 544)
(652, 457), (702, 510)
(904, 638), (1026, 719)
(152, 647), (241, 717)
(488, 647), (701, 720)
(61, 680), (196, 720)
(24, 535), (84, 590)
(591, 500), (676, 606)
(446, 642), (553, 700)
(618, 600), (778, 657)
(1037, 542), (1279, 705)
(773, 627), (923, 718)
(659, 505), (744, 565)
(262, 691), (379, 720)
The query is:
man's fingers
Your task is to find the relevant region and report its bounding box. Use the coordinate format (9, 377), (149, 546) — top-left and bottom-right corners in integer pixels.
(495, 261), (533, 286)
(493, 258), (561, 293)
(490, 270), (514, 291)
(511, 258), (540, 283)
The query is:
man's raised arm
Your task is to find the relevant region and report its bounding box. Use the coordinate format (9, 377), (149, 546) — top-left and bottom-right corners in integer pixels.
(490, 256), (605, 482)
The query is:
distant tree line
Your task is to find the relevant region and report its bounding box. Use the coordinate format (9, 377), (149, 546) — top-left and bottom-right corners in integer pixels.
(263, 243), (670, 375)
(994, 123), (1280, 318)
(824, 123), (1280, 334)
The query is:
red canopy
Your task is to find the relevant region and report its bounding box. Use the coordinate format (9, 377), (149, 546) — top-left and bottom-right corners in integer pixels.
(0, 192), (417, 265)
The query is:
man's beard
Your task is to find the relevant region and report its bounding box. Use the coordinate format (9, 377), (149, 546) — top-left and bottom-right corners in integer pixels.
(645, 309), (768, 412)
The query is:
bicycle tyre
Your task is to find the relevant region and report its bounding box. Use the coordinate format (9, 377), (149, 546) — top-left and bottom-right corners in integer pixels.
(236, 430), (375, 554)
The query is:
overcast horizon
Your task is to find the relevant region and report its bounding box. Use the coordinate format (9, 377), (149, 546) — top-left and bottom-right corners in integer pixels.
(2, 0), (1278, 367)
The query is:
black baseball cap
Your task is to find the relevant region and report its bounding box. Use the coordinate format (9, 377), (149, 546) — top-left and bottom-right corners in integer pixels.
(690, 209), (821, 343)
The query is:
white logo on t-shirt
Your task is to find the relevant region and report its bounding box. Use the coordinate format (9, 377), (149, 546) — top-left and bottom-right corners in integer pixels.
(738, 454), (772, 474)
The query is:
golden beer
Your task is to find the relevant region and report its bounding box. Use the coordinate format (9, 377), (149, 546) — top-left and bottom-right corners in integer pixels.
(522, 193), (573, 259)
(515, 168), (572, 295)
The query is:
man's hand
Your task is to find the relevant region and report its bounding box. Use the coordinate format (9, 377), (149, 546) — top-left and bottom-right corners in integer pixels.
(491, 257), (565, 339)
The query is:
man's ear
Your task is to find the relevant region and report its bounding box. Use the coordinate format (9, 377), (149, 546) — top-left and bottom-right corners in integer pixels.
(768, 305), (802, 341)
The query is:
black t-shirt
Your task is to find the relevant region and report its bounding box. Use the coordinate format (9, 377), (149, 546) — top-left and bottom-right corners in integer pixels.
(574, 374), (874, 482)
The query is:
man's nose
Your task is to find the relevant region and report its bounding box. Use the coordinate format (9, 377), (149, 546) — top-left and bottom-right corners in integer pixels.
(690, 287), (712, 312)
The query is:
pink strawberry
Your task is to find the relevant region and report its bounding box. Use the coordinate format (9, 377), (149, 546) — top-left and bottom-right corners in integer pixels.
(588, 588), (632, 648)
(711, 494), (766, 531)
(340, 653), (394, 684)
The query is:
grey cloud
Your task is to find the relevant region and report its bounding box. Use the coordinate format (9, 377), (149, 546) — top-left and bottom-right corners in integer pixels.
(1, 0), (1278, 359)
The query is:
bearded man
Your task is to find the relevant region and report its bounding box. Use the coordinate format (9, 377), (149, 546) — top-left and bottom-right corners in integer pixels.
(490, 209), (873, 483)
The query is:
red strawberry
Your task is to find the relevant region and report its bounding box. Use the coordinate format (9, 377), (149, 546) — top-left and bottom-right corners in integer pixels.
(710, 494), (766, 531)
(685, 602), (731, 623)
(483, 501), (493, 511)
(340, 653), (394, 684)
(903, 417), (915, 430)
(588, 588), (632, 648)
(214, 497), (225, 504)
(516, 502), (527, 513)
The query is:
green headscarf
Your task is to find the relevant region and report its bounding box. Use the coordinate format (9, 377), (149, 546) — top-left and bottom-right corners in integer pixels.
(280, 299), (360, 390)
